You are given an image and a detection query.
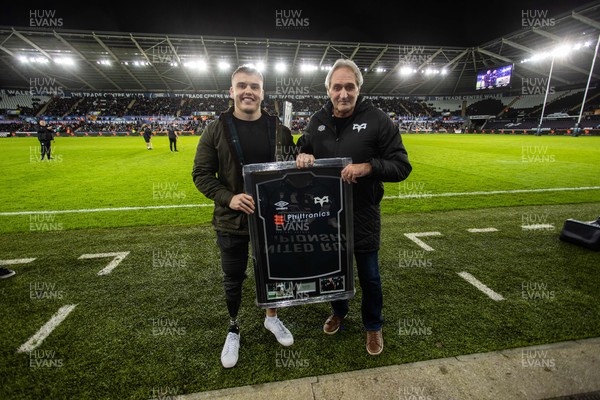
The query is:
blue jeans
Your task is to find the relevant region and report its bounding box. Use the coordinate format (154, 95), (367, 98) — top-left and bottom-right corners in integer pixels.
(331, 251), (383, 331)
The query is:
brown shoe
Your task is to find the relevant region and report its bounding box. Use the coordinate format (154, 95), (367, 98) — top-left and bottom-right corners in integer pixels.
(323, 314), (345, 335)
(366, 330), (383, 355)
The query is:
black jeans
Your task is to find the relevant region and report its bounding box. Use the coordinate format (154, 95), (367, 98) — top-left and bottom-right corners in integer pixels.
(169, 138), (177, 151)
(216, 232), (250, 306)
(40, 141), (51, 159)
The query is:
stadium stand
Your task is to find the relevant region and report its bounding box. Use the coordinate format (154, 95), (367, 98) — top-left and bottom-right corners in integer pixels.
(1, 88), (599, 136)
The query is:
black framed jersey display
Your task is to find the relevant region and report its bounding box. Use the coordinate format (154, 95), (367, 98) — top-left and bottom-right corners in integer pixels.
(243, 158), (355, 308)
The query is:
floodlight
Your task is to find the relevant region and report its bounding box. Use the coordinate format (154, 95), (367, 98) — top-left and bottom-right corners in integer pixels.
(275, 62), (287, 72)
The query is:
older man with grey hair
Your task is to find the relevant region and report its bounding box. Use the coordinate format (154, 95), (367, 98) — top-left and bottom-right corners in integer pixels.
(296, 58), (412, 355)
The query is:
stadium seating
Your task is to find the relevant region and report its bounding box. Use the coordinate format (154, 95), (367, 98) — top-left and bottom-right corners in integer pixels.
(1, 89), (598, 135)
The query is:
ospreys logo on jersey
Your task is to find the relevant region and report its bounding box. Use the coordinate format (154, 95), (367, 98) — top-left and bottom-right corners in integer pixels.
(353, 123), (367, 132)
(314, 196), (329, 206)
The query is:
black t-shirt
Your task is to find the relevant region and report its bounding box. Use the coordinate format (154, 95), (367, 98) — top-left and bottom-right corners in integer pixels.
(232, 114), (271, 165)
(332, 115), (352, 135)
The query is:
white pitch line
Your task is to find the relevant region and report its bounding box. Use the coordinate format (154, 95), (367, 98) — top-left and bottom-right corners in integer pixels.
(458, 272), (505, 301)
(521, 224), (555, 230)
(78, 252), (130, 275)
(467, 228), (499, 233)
(0, 258), (36, 265)
(17, 304), (78, 353)
(404, 232), (442, 252)
(0, 186), (598, 216)
(385, 185), (600, 200)
(0, 203), (214, 216)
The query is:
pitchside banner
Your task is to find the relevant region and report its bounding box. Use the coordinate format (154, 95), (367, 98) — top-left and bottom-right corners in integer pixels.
(243, 158), (355, 308)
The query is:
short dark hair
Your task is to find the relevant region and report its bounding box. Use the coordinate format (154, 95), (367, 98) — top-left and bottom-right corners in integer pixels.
(231, 64), (264, 84)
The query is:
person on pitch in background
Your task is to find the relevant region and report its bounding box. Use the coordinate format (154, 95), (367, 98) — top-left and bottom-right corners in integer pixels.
(37, 120), (54, 160)
(296, 58), (412, 356)
(167, 124), (178, 152)
(192, 65), (297, 369)
(142, 123), (153, 150)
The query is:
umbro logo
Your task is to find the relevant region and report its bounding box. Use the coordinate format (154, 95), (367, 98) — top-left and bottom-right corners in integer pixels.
(353, 123), (367, 132)
(274, 201), (289, 210)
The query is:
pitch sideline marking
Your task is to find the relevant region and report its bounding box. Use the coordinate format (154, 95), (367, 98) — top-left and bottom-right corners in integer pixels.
(404, 232), (442, 252)
(385, 185), (600, 200)
(17, 304), (78, 353)
(78, 252), (130, 276)
(521, 224), (555, 230)
(0, 203), (213, 216)
(458, 272), (505, 301)
(467, 228), (499, 233)
(0, 258), (36, 265)
(1, 186), (599, 216)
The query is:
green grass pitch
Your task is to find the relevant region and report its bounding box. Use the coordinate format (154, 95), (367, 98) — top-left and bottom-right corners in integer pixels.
(0, 134), (599, 399)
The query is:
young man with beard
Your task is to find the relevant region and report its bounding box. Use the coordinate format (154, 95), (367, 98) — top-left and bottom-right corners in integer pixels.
(296, 59), (412, 356)
(192, 65), (296, 368)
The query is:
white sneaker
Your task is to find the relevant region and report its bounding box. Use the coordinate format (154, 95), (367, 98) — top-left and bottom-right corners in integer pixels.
(220, 332), (240, 368)
(264, 317), (294, 346)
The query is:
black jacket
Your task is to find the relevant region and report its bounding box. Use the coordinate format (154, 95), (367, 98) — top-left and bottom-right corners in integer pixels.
(298, 96), (411, 252)
(192, 107), (296, 234)
(37, 126), (53, 142)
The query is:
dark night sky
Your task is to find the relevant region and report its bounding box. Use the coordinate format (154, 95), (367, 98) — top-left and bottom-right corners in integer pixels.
(0, 1), (597, 47)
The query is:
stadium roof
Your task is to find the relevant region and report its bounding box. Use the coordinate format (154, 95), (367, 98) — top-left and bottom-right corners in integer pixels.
(0, 2), (599, 97)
